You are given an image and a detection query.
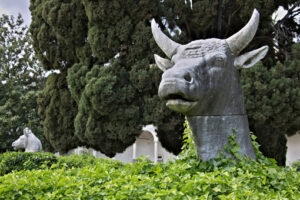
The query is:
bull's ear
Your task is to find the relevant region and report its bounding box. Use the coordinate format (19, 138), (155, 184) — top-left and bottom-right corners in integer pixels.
(154, 54), (173, 71)
(234, 46), (269, 69)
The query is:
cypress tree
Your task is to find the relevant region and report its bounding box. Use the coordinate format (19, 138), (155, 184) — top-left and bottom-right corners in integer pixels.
(30, 0), (184, 155)
(241, 43), (300, 165)
(68, 0), (184, 156)
(30, 0), (90, 153)
(30, 0), (299, 163)
(37, 72), (84, 153)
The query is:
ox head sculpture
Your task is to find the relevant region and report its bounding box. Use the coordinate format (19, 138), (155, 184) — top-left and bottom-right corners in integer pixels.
(152, 9), (268, 116)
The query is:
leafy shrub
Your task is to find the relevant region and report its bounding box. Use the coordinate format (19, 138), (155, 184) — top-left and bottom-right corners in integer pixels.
(0, 155), (299, 199)
(292, 161), (300, 172)
(0, 152), (109, 176)
(56, 153), (102, 169)
(0, 124), (299, 199)
(0, 152), (57, 176)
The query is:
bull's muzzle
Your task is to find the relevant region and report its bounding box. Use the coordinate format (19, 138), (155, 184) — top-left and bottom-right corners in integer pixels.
(158, 78), (197, 114)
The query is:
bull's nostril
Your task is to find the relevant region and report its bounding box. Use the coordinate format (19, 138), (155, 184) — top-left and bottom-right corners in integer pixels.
(184, 73), (192, 82)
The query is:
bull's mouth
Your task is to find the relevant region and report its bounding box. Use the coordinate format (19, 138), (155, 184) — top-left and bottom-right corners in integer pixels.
(163, 93), (197, 113)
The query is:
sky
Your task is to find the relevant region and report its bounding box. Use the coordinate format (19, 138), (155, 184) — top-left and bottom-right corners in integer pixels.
(0, 0), (31, 26)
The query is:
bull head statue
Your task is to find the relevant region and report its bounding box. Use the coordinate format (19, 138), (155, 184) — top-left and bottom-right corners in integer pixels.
(152, 9), (268, 161)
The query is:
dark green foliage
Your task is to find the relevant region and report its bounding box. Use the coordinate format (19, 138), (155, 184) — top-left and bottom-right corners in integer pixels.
(241, 44), (300, 165)
(162, 0), (277, 52)
(30, 0), (299, 161)
(74, 60), (141, 156)
(161, 0), (300, 163)
(161, 0), (299, 69)
(273, 1), (300, 62)
(0, 152), (57, 176)
(67, 62), (91, 104)
(31, 0), (184, 155)
(29, 0), (89, 70)
(37, 73), (84, 153)
(0, 14), (52, 152)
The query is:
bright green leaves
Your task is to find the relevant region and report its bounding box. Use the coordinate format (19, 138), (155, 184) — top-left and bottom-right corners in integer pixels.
(292, 161), (300, 172)
(0, 151), (299, 199)
(179, 119), (197, 160)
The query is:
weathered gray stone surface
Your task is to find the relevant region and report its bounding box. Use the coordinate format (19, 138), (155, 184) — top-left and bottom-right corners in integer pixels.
(152, 9), (268, 161)
(188, 115), (256, 160)
(12, 127), (42, 152)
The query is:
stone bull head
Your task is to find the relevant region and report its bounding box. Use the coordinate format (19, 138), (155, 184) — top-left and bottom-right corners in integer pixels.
(152, 9), (268, 161)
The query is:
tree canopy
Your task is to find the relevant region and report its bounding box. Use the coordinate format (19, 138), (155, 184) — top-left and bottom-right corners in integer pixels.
(30, 0), (299, 164)
(0, 14), (52, 152)
(30, 0), (183, 156)
(241, 43), (300, 164)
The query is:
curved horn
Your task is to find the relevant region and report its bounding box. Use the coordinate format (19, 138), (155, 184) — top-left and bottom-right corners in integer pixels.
(226, 9), (260, 55)
(151, 19), (180, 58)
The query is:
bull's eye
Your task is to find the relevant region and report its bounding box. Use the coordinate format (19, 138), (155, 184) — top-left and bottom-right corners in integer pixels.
(184, 73), (192, 82)
(213, 57), (224, 67)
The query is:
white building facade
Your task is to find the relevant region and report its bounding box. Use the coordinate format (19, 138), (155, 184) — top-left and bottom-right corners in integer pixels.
(67, 125), (176, 163)
(286, 132), (300, 166)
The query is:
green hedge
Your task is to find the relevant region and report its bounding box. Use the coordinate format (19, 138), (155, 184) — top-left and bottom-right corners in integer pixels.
(292, 161), (300, 172)
(55, 153), (99, 168)
(0, 155), (299, 199)
(0, 152), (57, 176)
(0, 152), (106, 176)
(0, 127), (299, 199)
